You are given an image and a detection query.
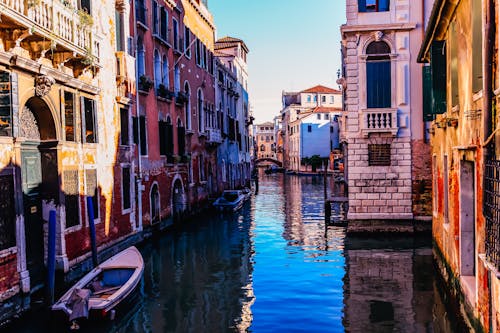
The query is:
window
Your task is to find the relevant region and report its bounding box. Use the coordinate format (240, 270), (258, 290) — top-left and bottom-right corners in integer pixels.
(184, 82), (191, 130)
(368, 144), (391, 166)
(115, 10), (125, 51)
(139, 115), (147, 155)
(64, 91), (76, 142)
(162, 55), (169, 88)
(81, 97), (97, 143)
(177, 119), (185, 156)
(0, 71), (12, 137)
(313, 95), (317, 102)
(317, 114), (321, 120)
(322, 96), (326, 103)
(120, 108), (129, 145)
(136, 0), (146, 25)
(195, 39), (201, 66)
(63, 170), (80, 228)
(472, 0), (482, 92)
(172, 18), (179, 50)
(197, 89), (204, 133)
(85, 169), (99, 221)
(160, 6), (168, 41)
(307, 95), (311, 102)
(184, 26), (191, 58)
(450, 21), (459, 106)
(325, 114), (329, 120)
(443, 155), (449, 222)
(330, 96), (334, 103)
(150, 184), (160, 224)
(154, 50), (161, 89)
(137, 37), (145, 78)
(174, 65), (180, 93)
(122, 166), (131, 211)
(152, 0), (158, 35)
(307, 125), (312, 132)
(366, 41), (391, 108)
(358, 0), (390, 12)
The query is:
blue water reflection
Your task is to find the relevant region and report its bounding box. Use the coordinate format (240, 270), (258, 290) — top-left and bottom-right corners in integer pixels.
(5, 173), (465, 333)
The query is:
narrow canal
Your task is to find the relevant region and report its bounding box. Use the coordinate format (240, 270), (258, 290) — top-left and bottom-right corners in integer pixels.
(7, 173), (465, 332)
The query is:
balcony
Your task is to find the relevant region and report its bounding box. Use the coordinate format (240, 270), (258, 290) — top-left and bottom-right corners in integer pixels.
(206, 128), (222, 144)
(360, 108), (398, 137)
(116, 51), (136, 101)
(0, 0), (99, 61)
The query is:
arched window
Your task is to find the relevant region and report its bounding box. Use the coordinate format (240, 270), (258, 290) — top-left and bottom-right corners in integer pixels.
(177, 118), (185, 156)
(137, 37), (145, 78)
(174, 65), (180, 92)
(162, 55), (169, 88)
(154, 50), (161, 90)
(366, 41), (391, 108)
(197, 89), (204, 133)
(184, 82), (191, 130)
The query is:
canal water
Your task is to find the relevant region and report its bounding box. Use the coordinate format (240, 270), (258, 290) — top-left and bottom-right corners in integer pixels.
(6, 173), (465, 332)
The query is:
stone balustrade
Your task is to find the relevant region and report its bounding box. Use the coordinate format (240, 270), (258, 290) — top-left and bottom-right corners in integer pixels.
(361, 108), (398, 137)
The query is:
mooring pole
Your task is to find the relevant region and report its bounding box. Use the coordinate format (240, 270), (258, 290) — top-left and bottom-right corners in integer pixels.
(46, 210), (56, 306)
(86, 196), (98, 267)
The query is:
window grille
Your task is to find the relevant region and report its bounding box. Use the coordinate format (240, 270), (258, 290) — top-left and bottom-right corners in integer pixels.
(484, 160), (500, 270)
(368, 144), (391, 166)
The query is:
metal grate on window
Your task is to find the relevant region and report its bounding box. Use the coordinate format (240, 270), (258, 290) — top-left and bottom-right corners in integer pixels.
(484, 160), (500, 271)
(368, 144), (391, 166)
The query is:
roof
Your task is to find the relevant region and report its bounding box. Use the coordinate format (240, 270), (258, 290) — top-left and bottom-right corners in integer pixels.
(215, 36), (249, 53)
(301, 85), (341, 94)
(417, 0), (457, 63)
(312, 107), (342, 113)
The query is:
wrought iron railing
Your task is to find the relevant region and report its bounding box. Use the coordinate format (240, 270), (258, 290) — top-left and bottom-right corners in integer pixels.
(484, 159), (500, 271)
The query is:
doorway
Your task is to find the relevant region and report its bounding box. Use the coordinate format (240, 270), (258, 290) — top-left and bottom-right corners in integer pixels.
(460, 160), (475, 277)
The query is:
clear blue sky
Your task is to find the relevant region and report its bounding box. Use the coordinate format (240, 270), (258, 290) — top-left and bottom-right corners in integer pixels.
(209, 0), (346, 123)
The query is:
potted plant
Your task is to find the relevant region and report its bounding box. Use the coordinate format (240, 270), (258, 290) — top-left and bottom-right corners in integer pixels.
(157, 84), (174, 100)
(139, 75), (153, 92)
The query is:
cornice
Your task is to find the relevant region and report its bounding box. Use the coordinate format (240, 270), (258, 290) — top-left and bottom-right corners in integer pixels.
(341, 23), (417, 34)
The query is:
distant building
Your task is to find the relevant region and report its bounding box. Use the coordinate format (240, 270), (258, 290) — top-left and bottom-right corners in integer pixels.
(281, 85), (342, 172)
(340, 0), (432, 228)
(215, 36), (252, 189)
(254, 122), (276, 161)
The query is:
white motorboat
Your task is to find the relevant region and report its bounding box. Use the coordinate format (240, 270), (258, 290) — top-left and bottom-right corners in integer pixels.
(213, 190), (246, 212)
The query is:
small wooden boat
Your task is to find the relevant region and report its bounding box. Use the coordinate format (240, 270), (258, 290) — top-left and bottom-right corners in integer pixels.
(241, 187), (252, 201)
(52, 246), (144, 326)
(213, 190), (245, 212)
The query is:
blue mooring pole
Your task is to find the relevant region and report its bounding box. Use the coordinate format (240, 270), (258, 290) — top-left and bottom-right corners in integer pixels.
(46, 210), (56, 306)
(86, 196), (98, 267)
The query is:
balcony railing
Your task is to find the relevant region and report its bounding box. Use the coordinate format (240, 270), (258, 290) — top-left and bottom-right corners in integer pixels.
(206, 128), (222, 144)
(0, 0), (98, 58)
(360, 108), (398, 137)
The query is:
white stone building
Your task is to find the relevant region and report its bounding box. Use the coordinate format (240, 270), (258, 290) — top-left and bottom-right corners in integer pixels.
(340, 0), (433, 227)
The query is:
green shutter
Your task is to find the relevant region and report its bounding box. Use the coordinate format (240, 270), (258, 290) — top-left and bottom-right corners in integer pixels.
(423, 66), (433, 121)
(430, 41), (447, 115)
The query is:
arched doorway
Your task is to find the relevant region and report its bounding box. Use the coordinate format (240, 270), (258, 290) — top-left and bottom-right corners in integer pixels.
(150, 184), (160, 225)
(20, 96), (58, 289)
(172, 179), (185, 223)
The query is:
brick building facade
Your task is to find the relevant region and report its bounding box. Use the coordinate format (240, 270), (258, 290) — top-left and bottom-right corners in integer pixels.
(340, 0), (433, 231)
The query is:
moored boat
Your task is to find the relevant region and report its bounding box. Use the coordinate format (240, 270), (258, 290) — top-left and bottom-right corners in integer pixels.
(52, 246), (144, 327)
(213, 190), (246, 212)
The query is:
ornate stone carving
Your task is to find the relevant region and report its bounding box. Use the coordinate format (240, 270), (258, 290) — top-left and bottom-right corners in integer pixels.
(373, 31), (384, 42)
(34, 75), (55, 97)
(19, 106), (40, 140)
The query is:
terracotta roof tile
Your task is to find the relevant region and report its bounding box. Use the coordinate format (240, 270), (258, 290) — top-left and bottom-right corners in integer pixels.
(301, 85), (341, 94)
(215, 36), (249, 52)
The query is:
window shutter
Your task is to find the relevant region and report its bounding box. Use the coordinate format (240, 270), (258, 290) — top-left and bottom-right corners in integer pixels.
(379, 0), (390, 11)
(423, 66), (433, 121)
(358, 0), (366, 12)
(178, 126), (185, 156)
(166, 123), (174, 156)
(367, 60), (391, 108)
(132, 116), (139, 145)
(430, 41), (447, 115)
(159, 121), (166, 155)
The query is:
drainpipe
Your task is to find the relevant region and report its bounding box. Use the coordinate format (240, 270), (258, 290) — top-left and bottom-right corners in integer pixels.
(484, 1), (494, 331)
(133, 6), (143, 232)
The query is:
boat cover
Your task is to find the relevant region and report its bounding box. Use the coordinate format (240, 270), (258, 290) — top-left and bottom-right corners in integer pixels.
(66, 288), (91, 321)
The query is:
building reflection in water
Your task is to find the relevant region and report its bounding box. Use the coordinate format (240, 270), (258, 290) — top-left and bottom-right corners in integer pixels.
(342, 237), (467, 333)
(116, 205), (256, 333)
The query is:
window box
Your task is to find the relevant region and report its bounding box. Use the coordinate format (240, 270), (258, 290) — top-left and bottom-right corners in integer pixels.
(138, 75), (153, 92)
(175, 92), (189, 105)
(157, 84), (174, 100)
